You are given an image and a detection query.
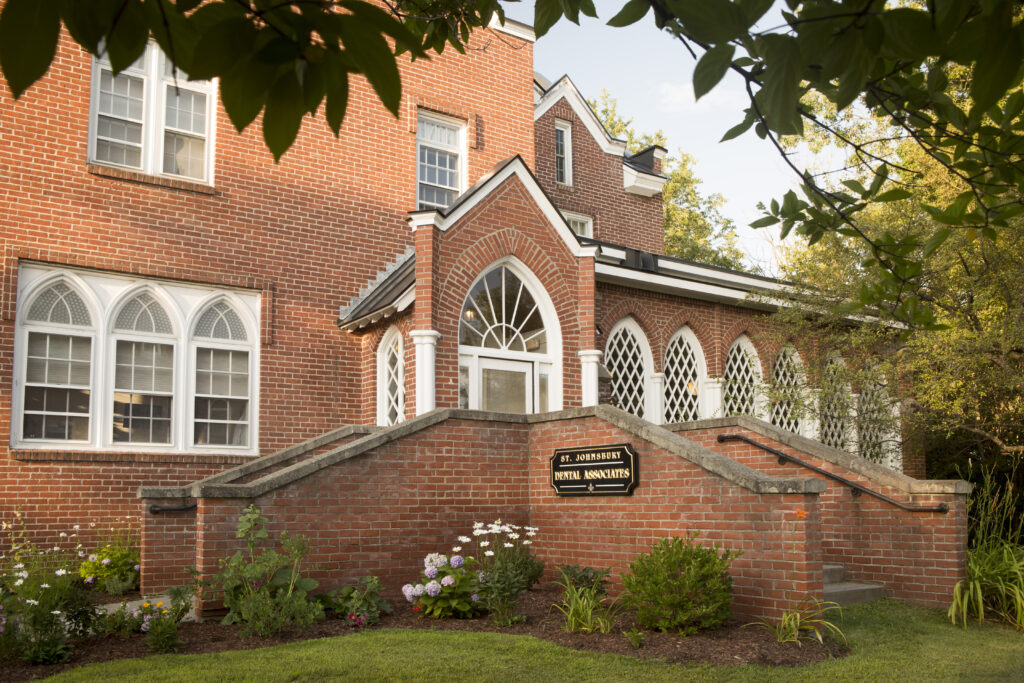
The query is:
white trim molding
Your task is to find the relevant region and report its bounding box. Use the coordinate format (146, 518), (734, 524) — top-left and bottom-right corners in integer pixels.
(579, 349), (602, 407)
(410, 329), (441, 416)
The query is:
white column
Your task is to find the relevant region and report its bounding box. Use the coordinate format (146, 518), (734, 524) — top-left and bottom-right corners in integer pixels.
(705, 377), (725, 418)
(579, 350), (603, 407)
(647, 372), (666, 425)
(410, 330), (441, 415)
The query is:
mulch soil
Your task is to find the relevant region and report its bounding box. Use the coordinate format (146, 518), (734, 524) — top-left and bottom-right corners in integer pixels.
(2, 588), (848, 681)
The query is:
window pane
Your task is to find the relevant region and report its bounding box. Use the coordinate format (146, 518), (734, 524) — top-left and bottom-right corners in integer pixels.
(163, 132), (205, 179)
(482, 368), (527, 414)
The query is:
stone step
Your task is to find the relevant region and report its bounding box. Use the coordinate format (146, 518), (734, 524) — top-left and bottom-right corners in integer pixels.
(823, 563), (846, 584)
(824, 580), (886, 606)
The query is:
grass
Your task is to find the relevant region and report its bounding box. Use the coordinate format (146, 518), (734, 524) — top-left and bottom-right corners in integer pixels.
(45, 600), (1023, 682)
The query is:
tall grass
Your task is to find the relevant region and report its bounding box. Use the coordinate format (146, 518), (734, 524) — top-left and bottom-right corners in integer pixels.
(949, 461), (1024, 630)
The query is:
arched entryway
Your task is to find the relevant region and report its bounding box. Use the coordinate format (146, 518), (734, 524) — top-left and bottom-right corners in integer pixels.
(457, 258), (562, 414)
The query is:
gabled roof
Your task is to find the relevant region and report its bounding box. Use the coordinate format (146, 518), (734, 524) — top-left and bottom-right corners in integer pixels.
(337, 248), (415, 331)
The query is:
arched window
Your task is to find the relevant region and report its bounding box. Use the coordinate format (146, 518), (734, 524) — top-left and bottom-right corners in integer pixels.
(818, 356), (851, 451)
(605, 317), (652, 418)
(112, 291), (175, 444)
(663, 326), (704, 422)
(857, 367), (891, 465)
(770, 345), (802, 433)
(458, 261), (560, 414)
(377, 326), (405, 426)
(21, 280), (94, 441)
(192, 300), (251, 447)
(723, 335), (760, 417)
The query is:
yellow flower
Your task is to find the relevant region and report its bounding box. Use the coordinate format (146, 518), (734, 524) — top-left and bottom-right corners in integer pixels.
(143, 602), (150, 608)
(156, 601), (163, 607)
(795, 509), (809, 520)
(162, 610), (169, 615)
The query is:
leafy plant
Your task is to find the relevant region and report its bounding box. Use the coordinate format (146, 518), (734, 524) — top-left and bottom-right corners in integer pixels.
(208, 505), (323, 638)
(556, 565), (610, 597)
(623, 627), (645, 649)
(949, 462), (1024, 631)
(622, 533), (739, 635)
(551, 568), (620, 634)
(320, 576), (392, 627)
(404, 553), (481, 620)
(474, 521), (541, 626)
(748, 597), (845, 645)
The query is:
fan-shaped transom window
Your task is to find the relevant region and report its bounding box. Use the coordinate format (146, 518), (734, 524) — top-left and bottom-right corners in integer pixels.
(378, 327), (404, 426)
(723, 337), (760, 417)
(605, 319), (649, 418)
(664, 328), (702, 422)
(115, 292), (173, 334)
(460, 267), (546, 354)
(770, 346), (802, 433)
(457, 262), (559, 415)
(194, 301), (247, 341)
(818, 357), (850, 451)
(27, 282), (92, 326)
(15, 265), (259, 452)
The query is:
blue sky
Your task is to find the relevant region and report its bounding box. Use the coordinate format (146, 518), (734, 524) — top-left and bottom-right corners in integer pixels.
(503, 1), (799, 272)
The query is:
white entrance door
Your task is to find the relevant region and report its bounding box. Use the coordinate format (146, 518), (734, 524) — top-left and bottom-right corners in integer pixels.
(479, 357), (532, 414)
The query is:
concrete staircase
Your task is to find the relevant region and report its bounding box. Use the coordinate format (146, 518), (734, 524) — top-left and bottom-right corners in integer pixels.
(823, 563), (886, 605)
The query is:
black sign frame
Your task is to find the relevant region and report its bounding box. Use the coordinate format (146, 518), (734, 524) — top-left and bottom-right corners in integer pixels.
(549, 443), (639, 496)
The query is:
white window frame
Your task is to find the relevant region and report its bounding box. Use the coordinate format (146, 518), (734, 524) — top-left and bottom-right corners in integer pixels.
(554, 119), (572, 186)
(605, 316), (655, 420)
(12, 265), (259, 455)
(562, 210), (593, 238)
(416, 110), (466, 210)
(769, 344), (805, 435)
(88, 43), (216, 184)
(723, 334), (764, 418)
(376, 326), (405, 426)
(663, 325), (707, 422)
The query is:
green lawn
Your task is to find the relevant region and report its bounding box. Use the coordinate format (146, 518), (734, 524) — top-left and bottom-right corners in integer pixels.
(46, 600), (1023, 682)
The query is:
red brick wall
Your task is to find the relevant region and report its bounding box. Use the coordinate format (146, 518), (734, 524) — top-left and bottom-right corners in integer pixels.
(535, 100), (665, 254)
(141, 500), (198, 595)
(0, 24), (534, 545)
(683, 425), (966, 608)
(528, 416), (821, 620)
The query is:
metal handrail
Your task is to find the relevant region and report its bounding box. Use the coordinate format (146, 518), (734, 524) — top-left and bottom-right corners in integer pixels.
(716, 434), (948, 514)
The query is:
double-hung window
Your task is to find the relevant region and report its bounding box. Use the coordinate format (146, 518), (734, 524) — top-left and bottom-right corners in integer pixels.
(14, 265), (258, 454)
(554, 119), (572, 186)
(417, 111), (464, 210)
(90, 44), (215, 182)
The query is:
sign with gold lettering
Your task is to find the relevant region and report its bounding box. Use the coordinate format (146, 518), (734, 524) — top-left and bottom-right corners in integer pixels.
(549, 444), (638, 496)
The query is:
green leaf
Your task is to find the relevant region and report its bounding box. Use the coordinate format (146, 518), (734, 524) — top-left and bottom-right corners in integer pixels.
(875, 188), (913, 202)
(665, 0), (748, 43)
(337, 15), (401, 116)
(970, 4), (1023, 113)
(0, 0), (62, 98)
(220, 56), (276, 133)
(60, 0), (120, 55)
(842, 179), (868, 197)
(736, 0), (774, 27)
(749, 215), (779, 228)
(693, 44), (734, 101)
(882, 8), (938, 59)
(188, 18), (255, 80)
(104, 0), (149, 74)
(758, 34), (803, 135)
(606, 0), (649, 28)
(324, 50), (350, 136)
(922, 228), (952, 257)
(949, 190), (974, 218)
(534, 0), (564, 38)
(720, 110), (755, 141)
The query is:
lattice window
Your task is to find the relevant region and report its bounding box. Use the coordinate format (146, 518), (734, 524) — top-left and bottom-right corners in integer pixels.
(857, 371), (889, 464)
(194, 301), (247, 341)
(770, 346), (801, 433)
(605, 323), (647, 417)
(723, 340), (758, 416)
(818, 357), (850, 450)
(378, 327), (404, 426)
(664, 331), (701, 422)
(27, 282), (92, 326)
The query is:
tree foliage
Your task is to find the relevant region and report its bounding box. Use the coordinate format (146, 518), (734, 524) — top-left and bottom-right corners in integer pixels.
(589, 90), (748, 270)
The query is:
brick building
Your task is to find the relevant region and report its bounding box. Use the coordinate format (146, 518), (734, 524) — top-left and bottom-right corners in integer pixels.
(1, 17), (965, 617)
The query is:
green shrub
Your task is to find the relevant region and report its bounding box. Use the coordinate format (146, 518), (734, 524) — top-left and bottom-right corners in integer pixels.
(78, 523), (140, 595)
(949, 462), (1024, 630)
(208, 505), (324, 638)
(320, 576), (392, 627)
(622, 533), (739, 635)
(551, 568), (620, 633)
(556, 565), (610, 597)
(404, 553), (481, 620)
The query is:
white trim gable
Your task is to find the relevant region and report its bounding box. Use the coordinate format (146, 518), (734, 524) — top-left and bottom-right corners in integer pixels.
(406, 156), (588, 258)
(534, 77), (627, 157)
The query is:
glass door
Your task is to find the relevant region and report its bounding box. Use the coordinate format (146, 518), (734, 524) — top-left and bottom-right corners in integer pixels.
(479, 357), (532, 414)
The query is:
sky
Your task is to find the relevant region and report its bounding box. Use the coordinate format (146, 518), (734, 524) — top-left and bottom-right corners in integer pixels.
(502, 1), (800, 273)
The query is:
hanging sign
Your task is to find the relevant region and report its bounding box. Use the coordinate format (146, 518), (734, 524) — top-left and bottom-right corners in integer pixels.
(549, 443), (638, 496)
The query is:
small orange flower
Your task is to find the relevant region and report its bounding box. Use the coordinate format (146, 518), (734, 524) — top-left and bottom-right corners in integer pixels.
(795, 509), (809, 520)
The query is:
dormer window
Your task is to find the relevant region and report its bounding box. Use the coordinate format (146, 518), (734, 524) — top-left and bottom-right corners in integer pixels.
(562, 211), (592, 238)
(554, 119), (572, 185)
(417, 111), (464, 210)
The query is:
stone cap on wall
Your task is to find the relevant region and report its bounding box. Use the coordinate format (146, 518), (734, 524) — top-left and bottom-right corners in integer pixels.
(140, 405), (825, 501)
(667, 415), (971, 495)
